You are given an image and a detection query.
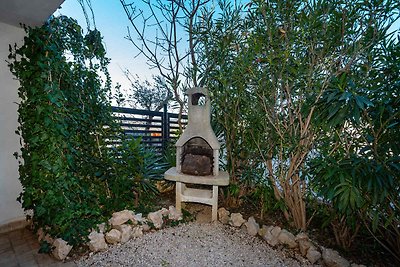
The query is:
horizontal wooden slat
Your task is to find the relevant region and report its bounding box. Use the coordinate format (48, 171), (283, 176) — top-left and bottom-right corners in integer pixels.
(120, 123), (162, 129)
(112, 106), (163, 116)
(124, 129), (162, 134)
(114, 116), (162, 123)
(168, 113), (188, 119)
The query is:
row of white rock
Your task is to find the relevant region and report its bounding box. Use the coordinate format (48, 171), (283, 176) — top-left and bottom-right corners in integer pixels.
(38, 205), (183, 261)
(42, 205), (363, 267)
(218, 208), (364, 267)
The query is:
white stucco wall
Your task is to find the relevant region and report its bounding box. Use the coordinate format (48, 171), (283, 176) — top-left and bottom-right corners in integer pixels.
(0, 21), (26, 226)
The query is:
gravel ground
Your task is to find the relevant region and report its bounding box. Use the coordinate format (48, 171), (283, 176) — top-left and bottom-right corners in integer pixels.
(76, 222), (312, 267)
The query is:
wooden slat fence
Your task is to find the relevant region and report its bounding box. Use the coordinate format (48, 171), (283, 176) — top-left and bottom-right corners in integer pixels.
(112, 105), (187, 153)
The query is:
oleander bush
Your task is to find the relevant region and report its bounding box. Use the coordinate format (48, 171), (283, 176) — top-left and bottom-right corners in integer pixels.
(194, 0), (399, 261)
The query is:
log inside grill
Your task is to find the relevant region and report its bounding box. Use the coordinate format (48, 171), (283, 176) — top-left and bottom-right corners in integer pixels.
(181, 139), (213, 176)
(181, 153), (212, 176)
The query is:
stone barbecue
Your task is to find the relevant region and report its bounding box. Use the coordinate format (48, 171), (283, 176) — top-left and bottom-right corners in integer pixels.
(164, 87), (229, 221)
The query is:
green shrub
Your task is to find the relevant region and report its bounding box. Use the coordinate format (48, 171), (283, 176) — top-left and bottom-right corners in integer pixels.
(108, 137), (170, 212)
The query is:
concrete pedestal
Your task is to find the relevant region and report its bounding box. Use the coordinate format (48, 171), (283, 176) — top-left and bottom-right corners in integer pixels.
(164, 167), (229, 221)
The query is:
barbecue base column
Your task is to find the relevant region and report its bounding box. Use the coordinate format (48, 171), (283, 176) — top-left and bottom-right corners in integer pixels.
(175, 181), (219, 222)
(165, 167), (229, 222)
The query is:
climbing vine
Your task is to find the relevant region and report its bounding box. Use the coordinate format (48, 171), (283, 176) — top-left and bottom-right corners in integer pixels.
(8, 16), (139, 246)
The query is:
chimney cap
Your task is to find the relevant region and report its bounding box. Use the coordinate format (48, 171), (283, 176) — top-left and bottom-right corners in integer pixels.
(186, 87), (209, 96)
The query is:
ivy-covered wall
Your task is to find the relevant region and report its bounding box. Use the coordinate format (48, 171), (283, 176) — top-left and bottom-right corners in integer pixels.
(0, 0), (64, 232)
(0, 21), (28, 229)
(8, 16), (117, 245)
(7, 16), (169, 247)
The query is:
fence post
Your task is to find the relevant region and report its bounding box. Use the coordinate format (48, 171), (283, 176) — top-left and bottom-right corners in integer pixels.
(162, 103), (169, 153)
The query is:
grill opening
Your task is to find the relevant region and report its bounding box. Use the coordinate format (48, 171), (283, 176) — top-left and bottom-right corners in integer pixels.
(181, 137), (213, 176)
(191, 93), (206, 106)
